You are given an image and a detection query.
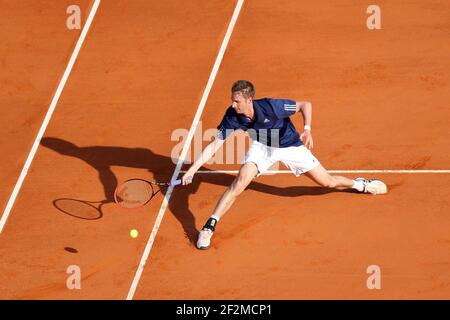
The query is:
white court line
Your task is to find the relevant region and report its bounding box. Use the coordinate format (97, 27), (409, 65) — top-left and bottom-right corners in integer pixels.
(0, 0), (101, 234)
(181, 170), (450, 174)
(126, 0), (245, 300)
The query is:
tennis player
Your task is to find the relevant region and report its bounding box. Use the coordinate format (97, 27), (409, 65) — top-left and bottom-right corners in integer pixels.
(182, 80), (387, 250)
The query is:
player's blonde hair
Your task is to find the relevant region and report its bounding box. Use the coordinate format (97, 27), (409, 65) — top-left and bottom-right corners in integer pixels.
(231, 80), (255, 99)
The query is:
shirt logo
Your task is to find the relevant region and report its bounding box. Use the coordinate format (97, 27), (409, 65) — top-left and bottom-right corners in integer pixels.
(263, 118), (270, 123)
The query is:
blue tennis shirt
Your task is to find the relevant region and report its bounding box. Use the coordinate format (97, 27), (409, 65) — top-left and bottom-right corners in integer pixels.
(217, 98), (302, 148)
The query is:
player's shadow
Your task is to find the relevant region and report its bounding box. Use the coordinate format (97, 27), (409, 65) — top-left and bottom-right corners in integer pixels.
(41, 137), (352, 246)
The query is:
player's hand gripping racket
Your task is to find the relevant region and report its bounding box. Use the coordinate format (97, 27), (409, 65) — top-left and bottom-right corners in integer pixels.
(114, 179), (182, 209)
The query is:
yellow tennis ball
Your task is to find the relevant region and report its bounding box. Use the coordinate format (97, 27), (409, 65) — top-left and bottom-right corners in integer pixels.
(130, 229), (138, 238)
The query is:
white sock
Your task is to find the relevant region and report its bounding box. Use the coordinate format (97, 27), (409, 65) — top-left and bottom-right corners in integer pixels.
(352, 180), (364, 192)
(211, 214), (220, 222)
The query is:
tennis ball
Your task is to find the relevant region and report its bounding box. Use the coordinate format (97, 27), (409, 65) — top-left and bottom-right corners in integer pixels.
(130, 229), (138, 238)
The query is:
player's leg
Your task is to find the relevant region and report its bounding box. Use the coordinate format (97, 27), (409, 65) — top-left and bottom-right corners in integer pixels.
(304, 164), (355, 190)
(197, 162), (258, 249)
(212, 161), (258, 219)
(280, 145), (387, 194)
(305, 164), (388, 194)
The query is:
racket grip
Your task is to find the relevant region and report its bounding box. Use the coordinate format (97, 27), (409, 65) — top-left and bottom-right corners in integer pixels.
(171, 179), (182, 186)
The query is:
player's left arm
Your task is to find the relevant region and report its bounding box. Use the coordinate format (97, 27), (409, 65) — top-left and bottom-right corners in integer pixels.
(296, 101), (313, 149)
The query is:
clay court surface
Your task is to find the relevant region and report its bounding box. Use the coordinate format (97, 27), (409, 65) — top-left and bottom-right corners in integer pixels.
(0, 0), (449, 299)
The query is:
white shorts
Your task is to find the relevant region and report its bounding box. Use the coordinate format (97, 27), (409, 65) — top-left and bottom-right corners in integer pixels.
(244, 140), (320, 176)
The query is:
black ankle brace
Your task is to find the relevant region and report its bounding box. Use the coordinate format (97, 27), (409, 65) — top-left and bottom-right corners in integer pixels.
(203, 218), (218, 232)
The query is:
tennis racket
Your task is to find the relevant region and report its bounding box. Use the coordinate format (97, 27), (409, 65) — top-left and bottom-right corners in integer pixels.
(114, 178), (182, 209)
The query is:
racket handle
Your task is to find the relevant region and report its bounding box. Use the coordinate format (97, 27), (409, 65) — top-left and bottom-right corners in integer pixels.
(171, 179), (182, 186)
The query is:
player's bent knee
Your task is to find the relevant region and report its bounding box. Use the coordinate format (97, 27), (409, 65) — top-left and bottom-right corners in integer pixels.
(326, 180), (337, 189)
(326, 179), (337, 189)
(320, 178), (337, 189)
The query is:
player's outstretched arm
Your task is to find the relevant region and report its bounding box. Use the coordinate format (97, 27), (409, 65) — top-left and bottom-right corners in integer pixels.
(296, 101), (312, 125)
(182, 133), (225, 185)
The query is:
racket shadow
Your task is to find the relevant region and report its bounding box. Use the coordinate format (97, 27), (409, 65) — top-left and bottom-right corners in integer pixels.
(53, 198), (107, 220)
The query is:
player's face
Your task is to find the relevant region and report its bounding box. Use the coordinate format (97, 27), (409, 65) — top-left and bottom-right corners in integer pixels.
(231, 92), (252, 114)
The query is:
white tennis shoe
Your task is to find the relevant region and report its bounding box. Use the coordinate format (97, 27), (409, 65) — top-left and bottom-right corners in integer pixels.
(197, 228), (214, 250)
(355, 177), (388, 195)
